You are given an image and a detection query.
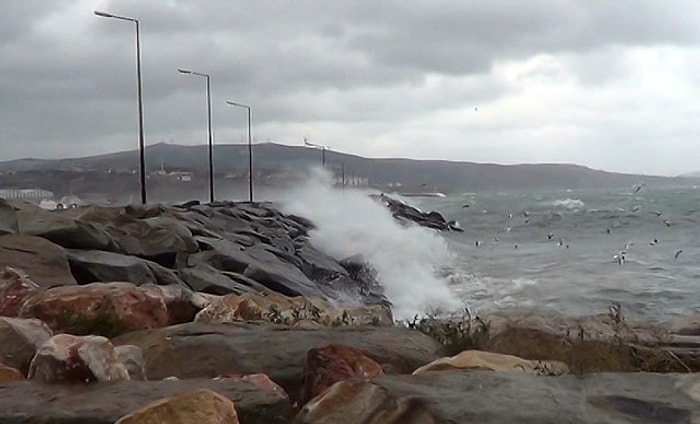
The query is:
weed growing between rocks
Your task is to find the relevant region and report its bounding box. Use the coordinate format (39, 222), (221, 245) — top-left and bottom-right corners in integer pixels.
(406, 309), (490, 356)
(404, 304), (700, 374)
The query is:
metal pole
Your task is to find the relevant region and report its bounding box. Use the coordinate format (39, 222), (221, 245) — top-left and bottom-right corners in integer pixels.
(322, 147), (326, 167)
(205, 75), (214, 203)
(247, 107), (253, 202)
(135, 20), (146, 204)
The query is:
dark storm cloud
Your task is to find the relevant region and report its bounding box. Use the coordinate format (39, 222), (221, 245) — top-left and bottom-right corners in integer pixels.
(2, 0), (700, 175)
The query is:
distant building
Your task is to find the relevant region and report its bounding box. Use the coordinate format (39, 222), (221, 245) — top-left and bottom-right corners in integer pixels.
(0, 188), (54, 201)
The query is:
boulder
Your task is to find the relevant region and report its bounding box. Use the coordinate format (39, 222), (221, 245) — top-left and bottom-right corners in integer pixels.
(0, 234), (77, 287)
(300, 344), (384, 406)
(412, 350), (569, 376)
(115, 344), (147, 381)
(115, 388), (239, 424)
(112, 322), (440, 400)
(0, 198), (18, 235)
(0, 266), (40, 317)
(16, 206), (116, 250)
(67, 248), (184, 286)
(0, 362), (22, 382)
(0, 378), (292, 424)
(105, 215), (198, 259)
(295, 372), (700, 424)
(28, 334), (130, 383)
(0, 316), (52, 375)
(179, 252), (269, 295)
(19, 282), (168, 337)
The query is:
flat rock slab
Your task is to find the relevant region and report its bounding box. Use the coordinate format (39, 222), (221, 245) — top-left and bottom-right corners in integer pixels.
(298, 371), (700, 424)
(0, 378), (292, 424)
(112, 322), (440, 399)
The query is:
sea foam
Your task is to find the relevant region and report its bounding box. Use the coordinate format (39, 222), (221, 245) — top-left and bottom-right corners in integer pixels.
(275, 168), (460, 319)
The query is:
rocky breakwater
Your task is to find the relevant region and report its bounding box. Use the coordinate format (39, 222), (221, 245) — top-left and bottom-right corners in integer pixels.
(3, 196), (700, 422)
(370, 193), (463, 232)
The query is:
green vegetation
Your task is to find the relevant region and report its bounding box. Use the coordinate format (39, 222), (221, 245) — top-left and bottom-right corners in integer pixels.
(56, 296), (126, 338)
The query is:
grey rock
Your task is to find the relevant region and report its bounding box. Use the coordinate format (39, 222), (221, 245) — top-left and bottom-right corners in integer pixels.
(106, 216), (198, 259)
(67, 249), (184, 286)
(0, 378), (292, 424)
(296, 371), (700, 424)
(112, 322), (441, 401)
(17, 207), (115, 250)
(0, 234), (77, 287)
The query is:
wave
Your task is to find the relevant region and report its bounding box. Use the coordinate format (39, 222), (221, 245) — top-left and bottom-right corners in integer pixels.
(552, 198), (585, 209)
(276, 167), (461, 319)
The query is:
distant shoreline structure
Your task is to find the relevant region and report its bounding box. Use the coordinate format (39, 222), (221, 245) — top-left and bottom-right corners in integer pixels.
(398, 192), (447, 198)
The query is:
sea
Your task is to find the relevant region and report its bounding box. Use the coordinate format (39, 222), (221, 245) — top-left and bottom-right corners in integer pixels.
(274, 172), (700, 323)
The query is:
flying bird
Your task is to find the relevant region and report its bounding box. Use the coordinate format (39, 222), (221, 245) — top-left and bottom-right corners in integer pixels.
(632, 183), (645, 195)
(674, 250), (684, 260)
(613, 252), (626, 265)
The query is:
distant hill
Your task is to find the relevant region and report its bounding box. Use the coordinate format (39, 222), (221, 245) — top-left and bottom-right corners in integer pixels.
(0, 143), (692, 193)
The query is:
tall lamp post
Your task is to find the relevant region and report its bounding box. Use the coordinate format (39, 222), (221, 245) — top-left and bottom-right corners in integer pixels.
(94, 10), (147, 204)
(226, 101), (253, 203)
(303, 138), (327, 167)
(178, 68), (214, 203)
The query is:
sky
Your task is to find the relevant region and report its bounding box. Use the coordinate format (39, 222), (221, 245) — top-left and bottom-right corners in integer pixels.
(1, 1), (700, 176)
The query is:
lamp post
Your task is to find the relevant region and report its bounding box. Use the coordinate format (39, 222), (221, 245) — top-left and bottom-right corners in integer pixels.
(226, 101), (253, 203)
(178, 68), (214, 203)
(303, 138), (327, 167)
(94, 10), (147, 204)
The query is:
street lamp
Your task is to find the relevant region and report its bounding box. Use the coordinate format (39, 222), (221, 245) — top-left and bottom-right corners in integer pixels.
(303, 138), (328, 167)
(178, 68), (214, 203)
(94, 10), (147, 204)
(226, 101), (253, 203)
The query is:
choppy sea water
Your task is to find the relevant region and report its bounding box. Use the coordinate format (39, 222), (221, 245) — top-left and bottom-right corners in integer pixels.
(410, 184), (700, 323)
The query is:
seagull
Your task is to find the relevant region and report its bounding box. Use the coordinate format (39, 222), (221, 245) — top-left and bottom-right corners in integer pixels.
(461, 204), (470, 208)
(606, 228), (611, 234)
(632, 183), (645, 195)
(650, 237), (659, 246)
(547, 233), (554, 240)
(654, 210), (663, 217)
(674, 250), (684, 260)
(493, 237), (500, 243)
(523, 211), (530, 218)
(508, 213), (513, 219)
(631, 205), (642, 213)
(613, 252), (626, 265)
(475, 240), (481, 247)
(663, 220), (672, 227)
(558, 238), (565, 247)
(505, 227), (512, 233)
(624, 242), (634, 251)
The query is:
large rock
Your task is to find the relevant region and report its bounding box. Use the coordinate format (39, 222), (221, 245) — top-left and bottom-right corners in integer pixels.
(105, 215), (198, 259)
(20, 282), (168, 337)
(28, 334), (130, 383)
(295, 371), (700, 424)
(0, 234), (77, 287)
(0, 378), (292, 424)
(142, 284), (202, 325)
(179, 239), (319, 298)
(115, 388), (239, 424)
(0, 198), (18, 235)
(299, 344), (384, 406)
(0, 316), (52, 374)
(178, 253), (270, 295)
(16, 206), (116, 250)
(67, 248), (185, 286)
(112, 322), (440, 399)
(0, 266), (40, 317)
(412, 350), (569, 376)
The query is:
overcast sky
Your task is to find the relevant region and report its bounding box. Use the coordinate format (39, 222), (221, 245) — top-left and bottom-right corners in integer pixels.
(2, 1), (699, 176)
